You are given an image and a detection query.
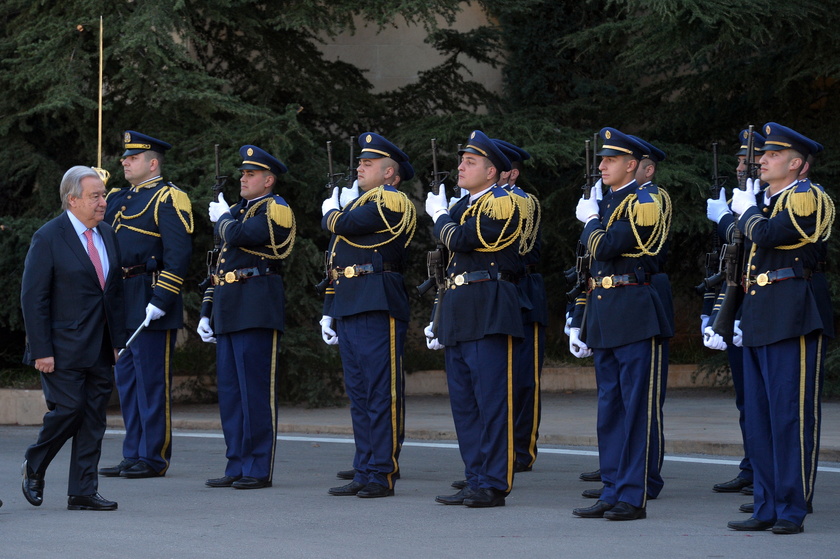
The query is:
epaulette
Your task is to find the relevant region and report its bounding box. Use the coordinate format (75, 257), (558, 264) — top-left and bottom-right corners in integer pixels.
(268, 194), (294, 228)
(106, 187), (122, 198)
(476, 185), (515, 220)
(630, 185), (661, 227)
(158, 183), (195, 234)
(784, 178), (824, 217)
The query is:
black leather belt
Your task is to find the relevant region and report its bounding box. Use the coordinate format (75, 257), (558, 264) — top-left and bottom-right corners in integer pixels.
(746, 266), (811, 288)
(329, 262), (398, 281)
(446, 270), (517, 289)
(122, 263), (151, 279)
(213, 266), (280, 286)
(588, 273), (650, 291)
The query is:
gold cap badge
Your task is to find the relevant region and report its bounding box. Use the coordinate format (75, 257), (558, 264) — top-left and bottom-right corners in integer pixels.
(247, 148), (254, 156)
(366, 134), (372, 143)
(765, 125), (772, 135)
(124, 132), (131, 143)
(605, 130), (612, 140)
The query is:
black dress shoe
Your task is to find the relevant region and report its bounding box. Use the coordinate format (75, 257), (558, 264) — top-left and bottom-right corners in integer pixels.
(582, 486), (603, 499)
(336, 469), (355, 480)
(435, 486), (476, 505)
(329, 480), (366, 496)
(22, 460), (44, 507)
(741, 484), (754, 495)
(206, 475), (242, 488)
(713, 477), (751, 493)
(579, 468), (601, 482)
(451, 479), (468, 490)
(99, 459), (137, 477)
(121, 461), (163, 479)
(67, 493), (118, 511)
(357, 482), (394, 498)
(463, 487), (506, 508)
(727, 517), (774, 531)
(604, 501), (646, 521)
(772, 520), (804, 534)
(514, 461), (532, 473)
(573, 500), (614, 518)
(232, 477), (272, 489)
(739, 502), (753, 513)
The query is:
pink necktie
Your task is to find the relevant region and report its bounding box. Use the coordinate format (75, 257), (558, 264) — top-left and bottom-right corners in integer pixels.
(84, 229), (106, 289)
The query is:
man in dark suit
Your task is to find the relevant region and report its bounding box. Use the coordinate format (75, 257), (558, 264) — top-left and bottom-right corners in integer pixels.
(21, 165), (127, 511)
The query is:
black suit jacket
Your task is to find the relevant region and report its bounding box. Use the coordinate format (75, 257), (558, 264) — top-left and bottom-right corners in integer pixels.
(21, 212), (127, 369)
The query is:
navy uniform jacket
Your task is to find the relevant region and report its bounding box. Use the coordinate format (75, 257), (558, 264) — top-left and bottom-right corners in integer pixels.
(433, 186), (526, 346)
(200, 194), (294, 335)
(21, 213), (127, 368)
(738, 179), (834, 346)
(105, 179), (193, 331)
(322, 185), (414, 323)
(578, 182), (671, 348)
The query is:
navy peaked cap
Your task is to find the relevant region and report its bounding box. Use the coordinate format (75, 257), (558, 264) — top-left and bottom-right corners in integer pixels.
(596, 127), (646, 160)
(735, 128), (766, 156)
(761, 122), (823, 156)
(459, 130), (511, 172)
(357, 132), (414, 181)
(122, 130), (172, 157)
(628, 135), (666, 163)
(239, 145), (288, 176)
(492, 139), (531, 163)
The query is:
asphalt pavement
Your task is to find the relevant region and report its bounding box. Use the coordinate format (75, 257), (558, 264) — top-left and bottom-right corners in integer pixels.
(2, 389), (840, 558)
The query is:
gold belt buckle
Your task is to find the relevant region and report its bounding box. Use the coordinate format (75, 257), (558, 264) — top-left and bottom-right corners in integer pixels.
(453, 274), (466, 286)
(756, 272), (769, 287)
(225, 271), (237, 283)
(601, 276), (614, 289)
(344, 265), (356, 278)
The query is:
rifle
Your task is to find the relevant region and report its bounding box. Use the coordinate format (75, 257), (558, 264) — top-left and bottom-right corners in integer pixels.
(710, 125), (756, 341)
(418, 138), (450, 338)
(325, 140), (344, 190)
(694, 143), (727, 294)
(199, 144), (229, 291)
(346, 135), (358, 186)
(565, 135), (599, 303)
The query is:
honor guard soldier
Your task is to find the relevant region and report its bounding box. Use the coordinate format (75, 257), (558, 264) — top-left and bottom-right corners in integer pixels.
(425, 130), (525, 508)
(199, 145), (295, 489)
(569, 127), (671, 521)
(719, 123), (834, 534)
(100, 131), (193, 479)
(321, 133), (416, 499)
(494, 139), (547, 474)
(703, 129), (766, 498)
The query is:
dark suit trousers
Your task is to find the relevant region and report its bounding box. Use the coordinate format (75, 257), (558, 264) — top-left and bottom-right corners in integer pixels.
(25, 332), (113, 496)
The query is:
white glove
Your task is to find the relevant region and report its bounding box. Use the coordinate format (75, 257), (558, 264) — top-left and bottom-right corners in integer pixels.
(731, 187), (757, 215)
(208, 193), (230, 223)
(425, 189), (449, 222)
(320, 315), (339, 345)
(592, 179), (604, 201)
(700, 314), (710, 336)
(424, 322), (444, 350)
(569, 328), (592, 358)
(142, 303), (166, 327)
(448, 188), (468, 207)
(733, 320), (743, 347)
(703, 326), (727, 351)
(746, 177), (762, 196)
(321, 187), (340, 216)
(340, 180), (360, 208)
(197, 317), (216, 343)
(706, 188), (730, 223)
(575, 192), (600, 224)
(564, 312), (572, 336)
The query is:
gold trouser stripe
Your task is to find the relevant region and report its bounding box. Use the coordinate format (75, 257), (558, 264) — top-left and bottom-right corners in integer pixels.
(506, 335), (515, 490)
(268, 330), (279, 482)
(654, 341), (664, 474)
(526, 323), (540, 467)
(642, 338), (658, 508)
(159, 330), (172, 473)
(807, 334), (823, 502)
(385, 317), (399, 488)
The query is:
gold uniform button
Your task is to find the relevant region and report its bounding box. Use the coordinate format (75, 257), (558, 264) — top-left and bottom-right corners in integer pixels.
(121, 206), (126, 211)
(220, 259), (226, 264)
(750, 290), (756, 295)
(127, 195), (132, 200)
(750, 265), (756, 270)
(597, 295), (602, 300)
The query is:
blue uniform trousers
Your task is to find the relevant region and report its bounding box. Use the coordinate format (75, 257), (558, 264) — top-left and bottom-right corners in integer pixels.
(743, 333), (823, 526)
(727, 344), (752, 482)
(114, 329), (175, 474)
(216, 328), (280, 481)
(595, 338), (666, 508)
(513, 321), (545, 469)
(445, 334), (517, 493)
(337, 312), (405, 489)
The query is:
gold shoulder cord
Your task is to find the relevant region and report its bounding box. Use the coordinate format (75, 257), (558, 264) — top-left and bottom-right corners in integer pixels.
(462, 189), (523, 252)
(238, 198), (296, 259)
(520, 194), (541, 255)
(745, 185), (835, 271)
(333, 186), (417, 252)
(111, 184), (194, 237)
(603, 189), (671, 258)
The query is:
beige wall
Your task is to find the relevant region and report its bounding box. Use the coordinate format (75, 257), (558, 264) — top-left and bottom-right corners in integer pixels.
(318, 5), (503, 94)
